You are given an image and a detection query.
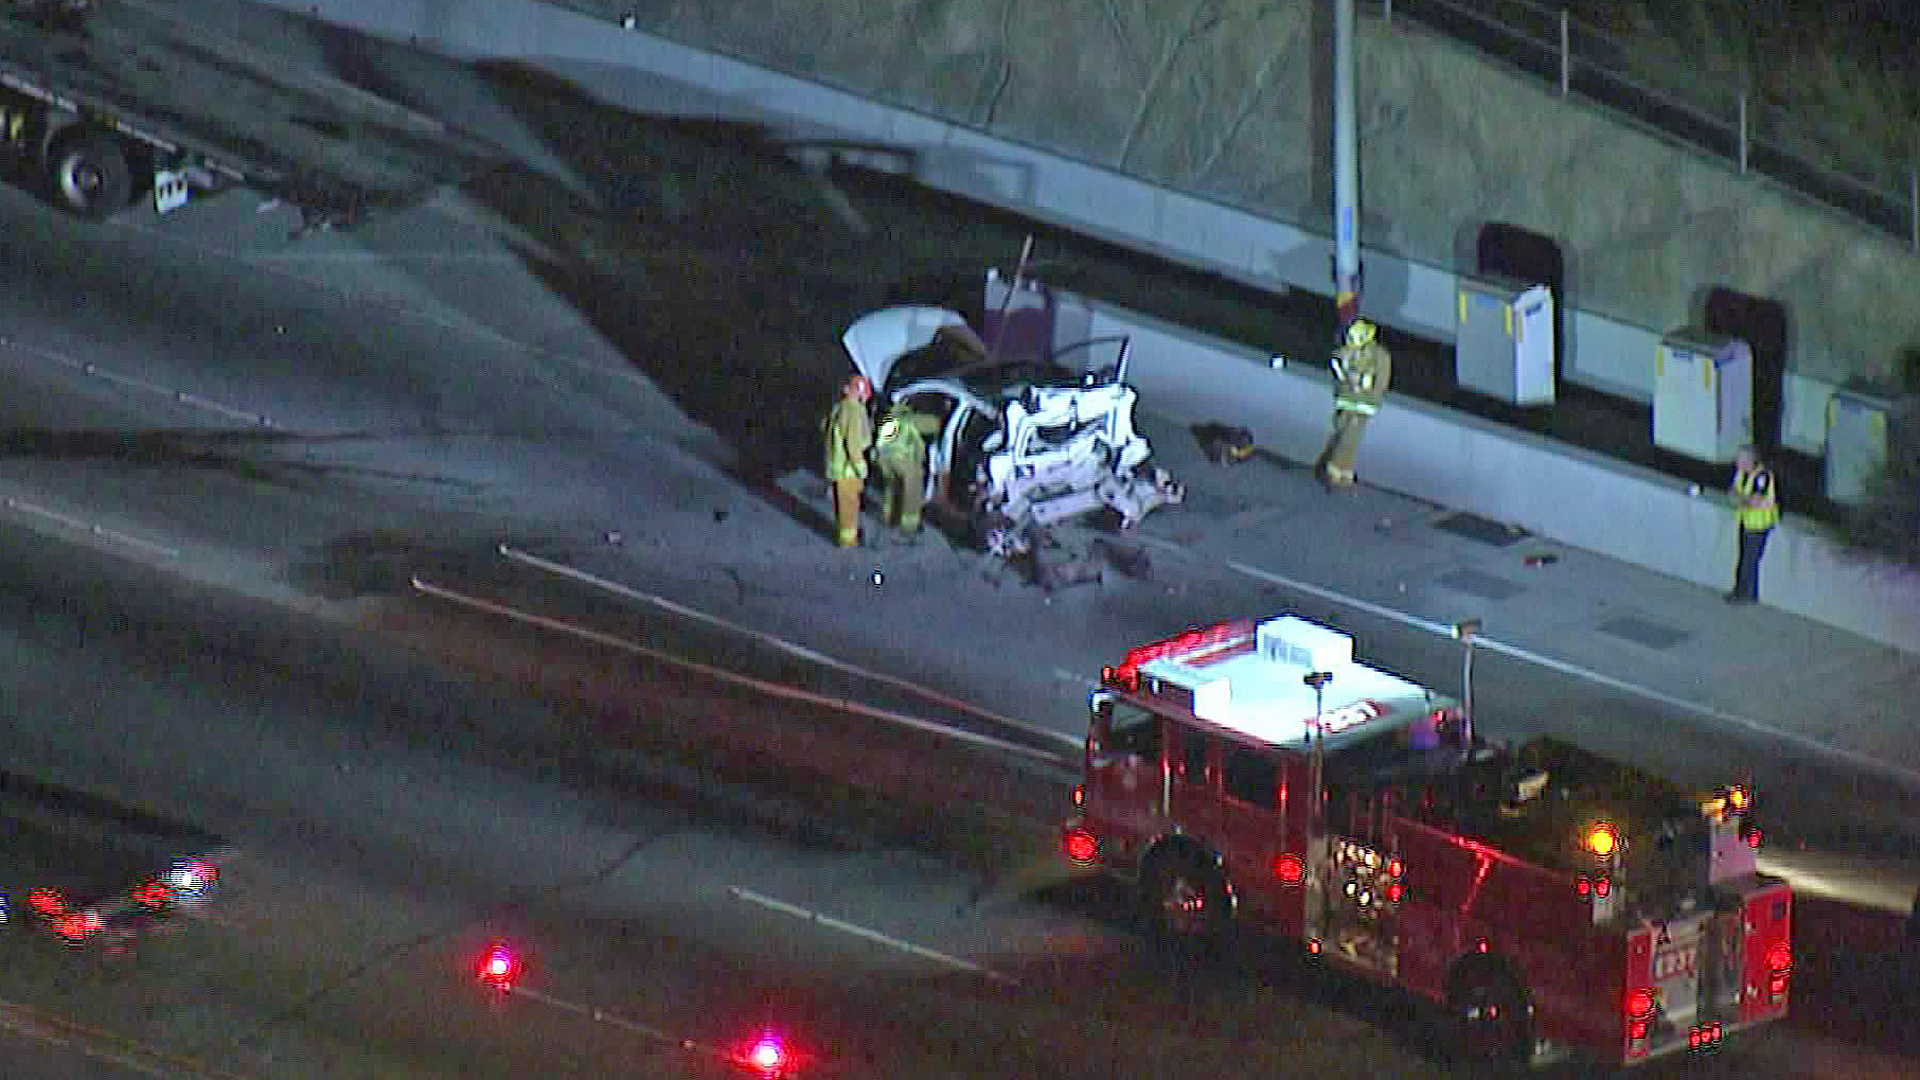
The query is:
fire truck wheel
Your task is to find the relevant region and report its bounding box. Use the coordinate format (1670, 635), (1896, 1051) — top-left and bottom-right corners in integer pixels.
(1447, 967), (1530, 1065)
(1141, 854), (1229, 946)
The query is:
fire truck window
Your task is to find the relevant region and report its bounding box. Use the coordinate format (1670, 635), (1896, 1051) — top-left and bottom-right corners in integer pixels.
(1178, 729), (1209, 782)
(1223, 749), (1279, 808)
(1106, 701), (1161, 761)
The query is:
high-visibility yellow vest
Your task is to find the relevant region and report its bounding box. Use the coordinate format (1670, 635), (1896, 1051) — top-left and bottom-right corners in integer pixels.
(1734, 467), (1779, 531)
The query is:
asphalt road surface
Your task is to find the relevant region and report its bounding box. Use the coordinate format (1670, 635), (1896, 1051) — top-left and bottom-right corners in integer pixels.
(0, 7), (1908, 1077)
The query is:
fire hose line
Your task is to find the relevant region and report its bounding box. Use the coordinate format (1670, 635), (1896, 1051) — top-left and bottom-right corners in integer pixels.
(409, 576), (1074, 769)
(496, 544), (1083, 751)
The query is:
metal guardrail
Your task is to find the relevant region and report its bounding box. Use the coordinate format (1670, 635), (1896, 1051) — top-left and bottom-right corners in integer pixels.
(1380, 0), (1920, 251)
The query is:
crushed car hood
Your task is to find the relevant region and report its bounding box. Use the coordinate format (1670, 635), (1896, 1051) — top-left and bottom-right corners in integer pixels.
(840, 306), (973, 391)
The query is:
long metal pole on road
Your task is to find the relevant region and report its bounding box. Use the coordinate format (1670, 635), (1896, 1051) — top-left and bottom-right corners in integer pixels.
(1332, 0), (1362, 327)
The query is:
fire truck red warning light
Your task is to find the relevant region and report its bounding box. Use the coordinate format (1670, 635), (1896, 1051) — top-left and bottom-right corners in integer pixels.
(1272, 853), (1305, 886)
(1063, 828), (1098, 867)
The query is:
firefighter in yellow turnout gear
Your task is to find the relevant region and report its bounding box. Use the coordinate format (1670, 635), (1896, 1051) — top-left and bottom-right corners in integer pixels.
(873, 401), (942, 538)
(1314, 318), (1391, 489)
(823, 375), (873, 547)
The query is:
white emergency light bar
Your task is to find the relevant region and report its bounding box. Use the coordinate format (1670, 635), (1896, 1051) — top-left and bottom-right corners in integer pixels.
(1132, 616), (1432, 747)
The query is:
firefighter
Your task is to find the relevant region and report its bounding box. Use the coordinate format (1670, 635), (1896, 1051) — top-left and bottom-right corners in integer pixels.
(1313, 318), (1391, 490)
(823, 374), (873, 548)
(873, 400), (942, 540)
(1726, 444), (1779, 605)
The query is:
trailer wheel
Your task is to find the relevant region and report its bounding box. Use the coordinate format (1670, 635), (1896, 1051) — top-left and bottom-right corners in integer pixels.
(49, 132), (131, 219)
(1447, 966), (1531, 1066)
(1141, 852), (1229, 948)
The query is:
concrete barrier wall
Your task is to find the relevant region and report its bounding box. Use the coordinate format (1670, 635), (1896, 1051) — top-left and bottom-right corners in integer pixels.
(1093, 302), (1920, 655)
(263, 0), (1912, 650)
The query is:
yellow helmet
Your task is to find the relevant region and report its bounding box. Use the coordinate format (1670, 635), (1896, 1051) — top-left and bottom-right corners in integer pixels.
(1345, 319), (1378, 349)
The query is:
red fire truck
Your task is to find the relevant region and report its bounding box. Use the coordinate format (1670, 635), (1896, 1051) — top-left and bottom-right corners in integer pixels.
(1061, 615), (1792, 1068)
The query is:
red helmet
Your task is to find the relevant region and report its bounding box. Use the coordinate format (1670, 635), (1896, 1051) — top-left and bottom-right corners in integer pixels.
(845, 374), (873, 399)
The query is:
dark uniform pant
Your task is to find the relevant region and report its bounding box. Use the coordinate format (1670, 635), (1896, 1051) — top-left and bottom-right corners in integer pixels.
(1732, 525), (1771, 602)
(877, 457), (925, 532)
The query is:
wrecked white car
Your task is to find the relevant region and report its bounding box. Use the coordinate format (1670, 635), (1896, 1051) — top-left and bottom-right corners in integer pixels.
(840, 304), (1183, 556)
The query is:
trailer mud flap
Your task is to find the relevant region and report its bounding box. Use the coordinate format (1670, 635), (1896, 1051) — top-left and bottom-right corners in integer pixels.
(154, 170), (189, 214)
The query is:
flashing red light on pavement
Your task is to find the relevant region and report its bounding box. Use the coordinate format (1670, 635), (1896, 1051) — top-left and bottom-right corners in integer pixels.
(131, 881), (172, 910)
(28, 887), (65, 916)
(477, 943), (520, 990)
(739, 1032), (789, 1077)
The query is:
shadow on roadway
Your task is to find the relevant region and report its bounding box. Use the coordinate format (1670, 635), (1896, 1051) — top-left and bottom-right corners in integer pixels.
(0, 428), (481, 492)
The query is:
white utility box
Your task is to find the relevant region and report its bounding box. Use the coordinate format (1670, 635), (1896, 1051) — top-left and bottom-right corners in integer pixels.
(1455, 277), (1555, 405)
(1654, 331), (1752, 463)
(1825, 389), (1917, 506)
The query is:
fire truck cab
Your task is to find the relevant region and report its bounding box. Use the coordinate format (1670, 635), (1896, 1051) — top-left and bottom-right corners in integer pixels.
(1063, 615), (1792, 1068)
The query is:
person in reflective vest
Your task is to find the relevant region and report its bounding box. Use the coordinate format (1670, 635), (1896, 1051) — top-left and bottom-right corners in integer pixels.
(873, 401), (941, 538)
(1726, 444), (1779, 605)
(1314, 318), (1391, 489)
(823, 375), (873, 548)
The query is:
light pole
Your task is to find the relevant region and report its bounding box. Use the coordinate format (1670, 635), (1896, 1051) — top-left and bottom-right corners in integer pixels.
(1305, 670), (1334, 823)
(1332, 0), (1362, 326)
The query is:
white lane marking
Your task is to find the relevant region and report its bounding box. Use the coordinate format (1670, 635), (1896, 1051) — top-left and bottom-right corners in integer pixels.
(729, 885), (1018, 985)
(409, 577), (1073, 768)
(0, 336), (276, 427)
(506, 984), (752, 1071)
(1220, 557), (1920, 789)
(499, 544), (1084, 751)
(1, 496), (181, 558)
(0, 1001), (263, 1080)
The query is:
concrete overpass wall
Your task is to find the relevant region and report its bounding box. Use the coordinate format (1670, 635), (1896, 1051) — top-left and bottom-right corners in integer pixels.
(268, 0), (1913, 454)
(529, 0), (1920, 394)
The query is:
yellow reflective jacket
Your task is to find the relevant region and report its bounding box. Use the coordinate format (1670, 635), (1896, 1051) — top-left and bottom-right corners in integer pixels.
(875, 405), (939, 469)
(823, 396), (872, 481)
(1333, 340), (1392, 414)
